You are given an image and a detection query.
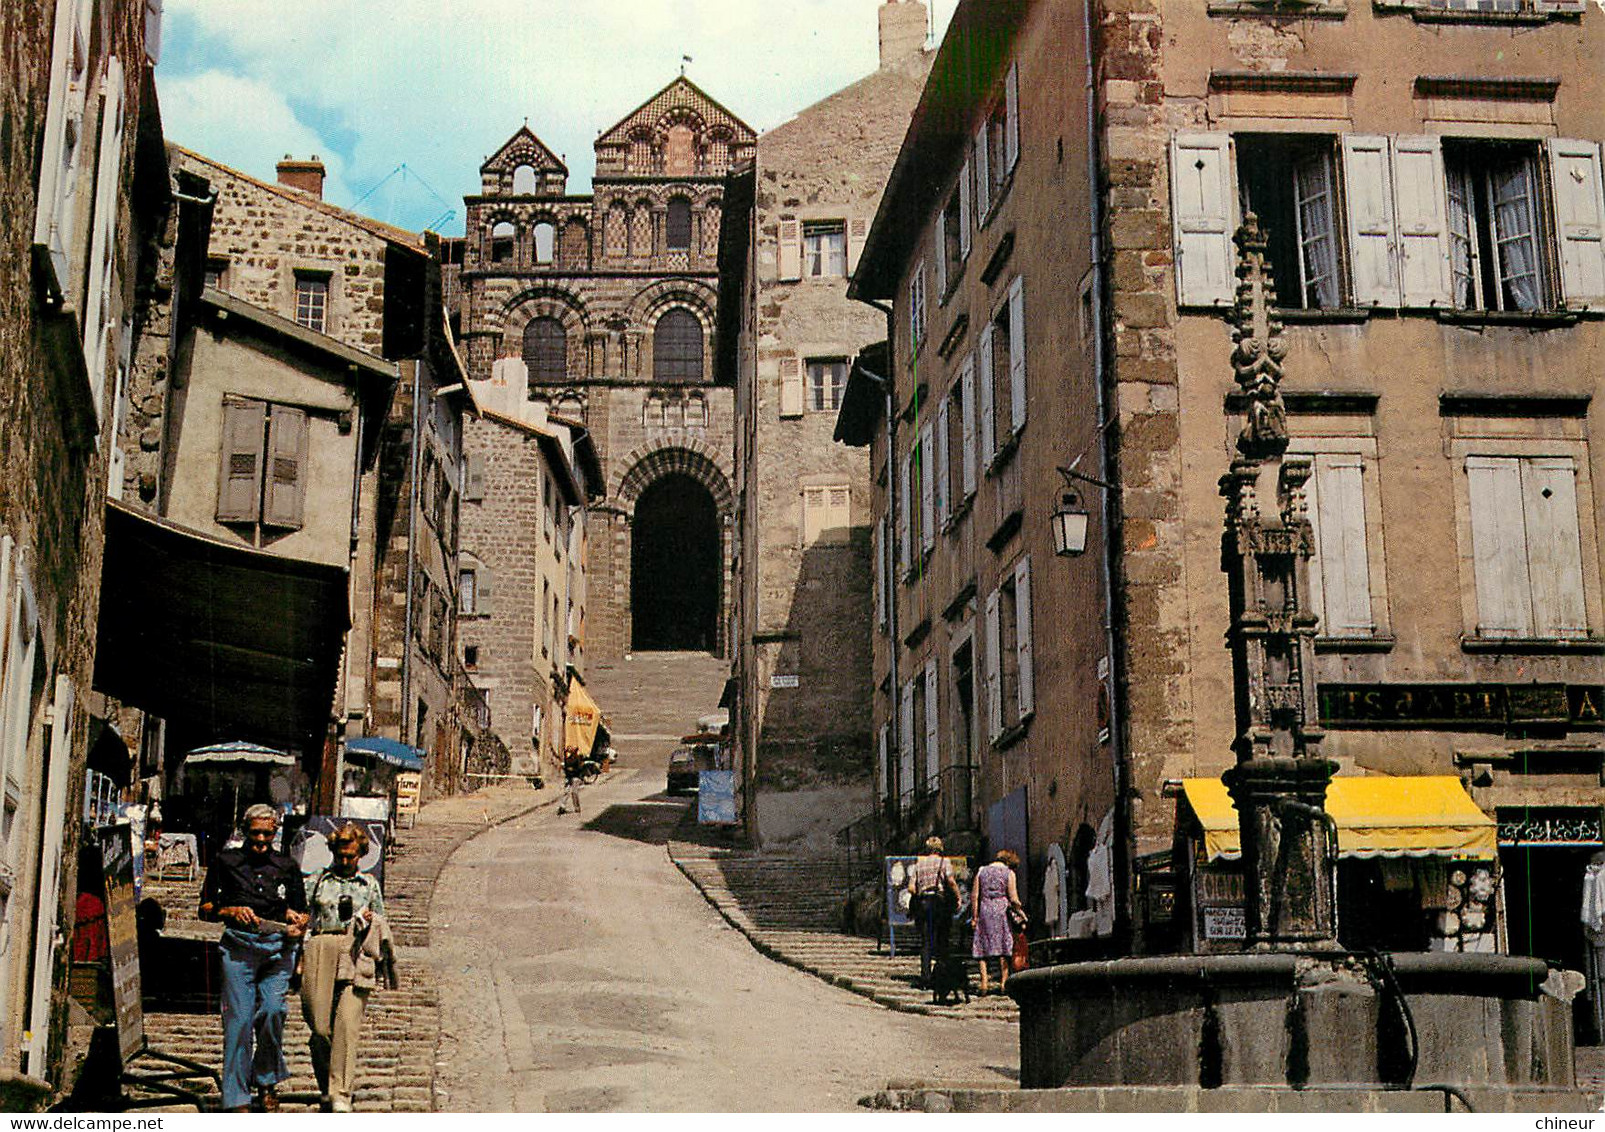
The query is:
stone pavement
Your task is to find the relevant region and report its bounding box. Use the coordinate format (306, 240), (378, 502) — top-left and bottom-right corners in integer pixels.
(134, 778), (557, 1111)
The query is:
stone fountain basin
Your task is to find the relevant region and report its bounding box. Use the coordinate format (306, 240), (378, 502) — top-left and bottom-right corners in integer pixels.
(1007, 952), (1576, 1091)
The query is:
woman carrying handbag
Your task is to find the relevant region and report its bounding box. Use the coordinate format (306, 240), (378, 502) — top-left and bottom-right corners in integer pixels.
(970, 849), (1025, 995)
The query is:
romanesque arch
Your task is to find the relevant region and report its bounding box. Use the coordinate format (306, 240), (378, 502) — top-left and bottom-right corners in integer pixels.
(613, 442), (733, 515)
(497, 287), (590, 383)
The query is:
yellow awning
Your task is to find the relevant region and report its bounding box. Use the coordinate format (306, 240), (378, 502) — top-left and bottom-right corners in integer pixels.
(1181, 775), (1497, 863)
(564, 681), (603, 757)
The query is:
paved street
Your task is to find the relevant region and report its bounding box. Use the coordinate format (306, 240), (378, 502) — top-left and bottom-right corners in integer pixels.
(430, 764), (1018, 1112)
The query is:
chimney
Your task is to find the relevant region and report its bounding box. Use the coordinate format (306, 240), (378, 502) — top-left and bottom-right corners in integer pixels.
(276, 155), (326, 199)
(878, 0), (928, 71)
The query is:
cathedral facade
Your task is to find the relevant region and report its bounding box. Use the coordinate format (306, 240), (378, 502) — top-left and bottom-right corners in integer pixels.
(449, 77), (754, 665)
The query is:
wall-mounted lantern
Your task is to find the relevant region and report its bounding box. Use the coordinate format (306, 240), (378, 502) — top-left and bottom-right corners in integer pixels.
(1054, 464), (1111, 558)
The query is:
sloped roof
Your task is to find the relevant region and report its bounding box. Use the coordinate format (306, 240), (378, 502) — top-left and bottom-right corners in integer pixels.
(595, 75), (755, 147)
(480, 124), (569, 177)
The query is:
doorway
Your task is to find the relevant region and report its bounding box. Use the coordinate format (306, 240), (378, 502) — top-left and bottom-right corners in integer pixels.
(630, 473), (720, 651)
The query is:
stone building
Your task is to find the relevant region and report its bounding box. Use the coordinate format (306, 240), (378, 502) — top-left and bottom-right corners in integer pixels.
(450, 77), (755, 672)
(844, 0), (1605, 977)
(0, 0), (166, 1102)
(716, 0), (934, 849)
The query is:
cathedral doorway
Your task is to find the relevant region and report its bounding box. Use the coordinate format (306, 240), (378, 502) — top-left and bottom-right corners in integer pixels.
(630, 473), (720, 652)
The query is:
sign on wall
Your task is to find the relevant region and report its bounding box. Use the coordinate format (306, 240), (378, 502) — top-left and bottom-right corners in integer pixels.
(98, 824), (144, 1064)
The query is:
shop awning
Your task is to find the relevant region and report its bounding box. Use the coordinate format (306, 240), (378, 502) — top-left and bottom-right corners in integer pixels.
(565, 681), (604, 757)
(94, 499), (350, 756)
(186, 741), (296, 767)
(1182, 775), (1497, 863)
(344, 736), (425, 772)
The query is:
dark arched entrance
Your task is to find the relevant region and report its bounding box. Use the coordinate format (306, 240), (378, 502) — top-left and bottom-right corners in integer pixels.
(631, 473), (720, 651)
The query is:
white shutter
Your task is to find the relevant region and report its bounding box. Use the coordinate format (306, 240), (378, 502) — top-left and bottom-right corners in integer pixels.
(84, 58), (126, 419)
(897, 452), (912, 571)
(873, 518), (886, 628)
(1007, 276), (1027, 433)
(899, 681), (915, 811)
(777, 219), (801, 281)
(779, 355), (804, 417)
(918, 423), (935, 553)
(1522, 457), (1588, 637)
(848, 217), (869, 275)
(934, 399), (950, 529)
(1341, 135), (1398, 307)
(974, 121), (992, 217)
(959, 354), (977, 497)
(959, 157), (973, 258)
(934, 212), (948, 296)
(1170, 133), (1235, 307)
(1004, 62), (1020, 174)
(34, 0), (93, 290)
(976, 321), (996, 468)
(26, 674), (76, 1074)
(1548, 139), (1605, 310)
(1466, 456), (1533, 637)
(1392, 136), (1453, 308)
(1312, 455), (1373, 634)
(923, 657), (940, 786)
(984, 589), (1003, 741)
(1303, 462), (1327, 631)
(877, 724), (889, 804)
(1014, 557), (1034, 720)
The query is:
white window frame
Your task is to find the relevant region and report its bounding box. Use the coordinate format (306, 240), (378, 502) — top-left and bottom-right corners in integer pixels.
(908, 260), (927, 357)
(803, 221), (847, 278)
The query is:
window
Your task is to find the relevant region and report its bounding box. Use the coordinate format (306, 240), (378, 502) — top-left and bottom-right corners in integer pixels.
(463, 644), (479, 669)
(653, 308), (702, 383)
(204, 258), (228, 291)
(806, 359), (847, 411)
(1466, 456), (1588, 639)
(460, 569), (477, 616)
(217, 397), (309, 531)
(976, 277), (1027, 468)
(524, 317), (567, 384)
(512, 164), (538, 194)
(1299, 451), (1381, 637)
(973, 61), (1020, 220)
(666, 197), (693, 251)
(942, 357), (976, 519)
(1236, 135), (1342, 309)
(907, 260), (927, 356)
(533, 221), (556, 264)
(900, 426), (935, 573)
(937, 180), (969, 295)
(1445, 141), (1548, 312)
(293, 274), (328, 332)
(985, 557), (1034, 742)
(951, 637), (975, 767)
(802, 484), (852, 545)
(541, 579), (551, 657)
(803, 221), (846, 277)
(489, 221), (516, 263)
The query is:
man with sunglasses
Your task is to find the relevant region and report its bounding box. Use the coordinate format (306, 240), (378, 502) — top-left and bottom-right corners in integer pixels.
(199, 803), (310, 1112)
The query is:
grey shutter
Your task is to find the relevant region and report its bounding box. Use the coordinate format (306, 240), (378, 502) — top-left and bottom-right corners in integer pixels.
(959, 353), (977, 497)
(216, 397), (265, 523)
(1170, 133), (1235, 307)
(934, 398), (950, 529)
(984, 588), (1003, 741)
(934, 212), (948, 296)
(873, 517), (885, 628)
(958, 157), (973, 258)
(1341, 135), (1399, 307)
(1004, 61), (1020, 173)
(1548, 139), (1605, 311)
(1312, 454), (1373, 634)
(974, 121), (991, 217)
(1008, 276), (1027, 433)
(1391, 136), (1453, 308)
(877, 724), (889, 805)
(464, 452), (485, 501)
(923, 657), (940, 787)
(83, 56), (126, 420)
(976, 321), (996, 468)
(1523, 457), (1588, 638)
(898, 681), (915, 812)
(777, 219), (801, 282)
(897, 452), (912, 572)
(918, 422), (935, 553)
(477, 564), (494, 616)
(1466, 456), (1532, 638)
(262, 404), (309, 529)
(1014, 557), (1034, 719)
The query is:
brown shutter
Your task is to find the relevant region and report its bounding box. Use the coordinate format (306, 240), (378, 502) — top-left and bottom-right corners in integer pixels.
(217, 397), (266, 523)
(262, 404), (309, 529)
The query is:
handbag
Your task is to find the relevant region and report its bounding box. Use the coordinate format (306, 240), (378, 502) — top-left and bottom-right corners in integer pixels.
(1010, 925), (1030, 973)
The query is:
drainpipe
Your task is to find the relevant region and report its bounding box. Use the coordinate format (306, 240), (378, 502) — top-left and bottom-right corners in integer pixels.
(401, 363), (423, 747)
(1083, 0), (1134, 950)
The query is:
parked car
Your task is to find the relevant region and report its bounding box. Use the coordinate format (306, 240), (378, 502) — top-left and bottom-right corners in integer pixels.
(667, 747), (700, 795)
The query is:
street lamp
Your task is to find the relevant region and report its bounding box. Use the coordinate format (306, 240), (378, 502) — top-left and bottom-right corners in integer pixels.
(1052, 493), (1089, 557)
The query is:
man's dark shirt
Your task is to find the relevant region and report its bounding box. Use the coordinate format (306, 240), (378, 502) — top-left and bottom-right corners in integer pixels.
(200, 847), (308, 925)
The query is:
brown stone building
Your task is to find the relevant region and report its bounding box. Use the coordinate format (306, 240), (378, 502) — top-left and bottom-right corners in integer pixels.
(0, 0), (167, 1101)
(846, 0), (1605, 977)
(717, 0), (935, 849)
(450, 77), (755, 675)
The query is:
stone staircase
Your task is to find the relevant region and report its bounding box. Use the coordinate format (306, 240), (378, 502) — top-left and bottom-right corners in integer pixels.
(671, 844), (1019, 1021)
(585, 650), (731, 767)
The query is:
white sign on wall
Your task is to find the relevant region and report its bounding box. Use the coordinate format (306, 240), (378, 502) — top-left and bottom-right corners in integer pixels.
(770, 674), (799, 689)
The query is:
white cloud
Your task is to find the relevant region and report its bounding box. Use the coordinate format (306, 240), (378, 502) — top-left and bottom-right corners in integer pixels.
(156, 0), (954, 233)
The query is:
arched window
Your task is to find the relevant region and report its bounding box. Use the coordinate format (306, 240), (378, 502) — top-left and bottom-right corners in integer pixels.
(523, 317), (567, 383)
(666, 197), (692, 251)
(512, 164), (538, 194)
(490, 221), (516, 263)
(653, 309), (702, 383)
(533, 222), (556, 264)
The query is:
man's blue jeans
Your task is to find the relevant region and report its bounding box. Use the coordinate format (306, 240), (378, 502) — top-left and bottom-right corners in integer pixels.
(219, 928), (295, 1109)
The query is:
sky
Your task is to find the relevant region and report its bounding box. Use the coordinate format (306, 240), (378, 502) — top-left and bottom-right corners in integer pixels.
(154, 0), (956, 236)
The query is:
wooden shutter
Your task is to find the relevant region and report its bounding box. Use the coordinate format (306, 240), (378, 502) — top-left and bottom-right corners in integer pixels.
(1466, 456), (1532, 637)
(873, 518), (886, 628)
(984, 588), (1003, 741)
(83, 56), (126, 418)
(28, 673), (76, 1071)
(464, 452), (486, 501)
(1007, 277), (1027, 433)
(959, 353), (977, 497)
(923, 657), (940, 786)
(262, 404), (309, 529)
(34, 0), (93, 289)
(1523, 457), (1588, 637)
(934, 212), (948, 296)
(934, 399), (950, 528)
(877, 724), (889, 805)
(1548, 139), (1605, 310)
(1311, 454), (1373, 634)
(974, 121), (991, 217)
(1004, 62), (1020, 174)
(976, 321), (996, 468)
(777, 218), (801, 281)
(848, 217), (869, 275)
(919, 423), (935, 553)
(216, 397), (265, 523)
(1014, 557), (1034, 719)
(899, 681), (915, 811)
(897, 452), (912, 571)
(959, 157), (973, 258)
(1341, 135), (1398, 307)
(779, 355), (803, 417)
(1170, 133), (1234, 307)
(477, 564), (494, 616)
(1392, 135), (1452, 308)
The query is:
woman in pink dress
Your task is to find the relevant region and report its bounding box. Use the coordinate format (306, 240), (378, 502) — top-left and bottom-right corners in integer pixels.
(970, 849), (1024, 994)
